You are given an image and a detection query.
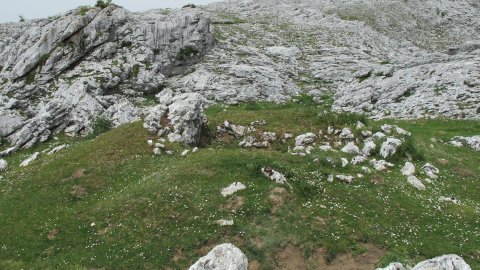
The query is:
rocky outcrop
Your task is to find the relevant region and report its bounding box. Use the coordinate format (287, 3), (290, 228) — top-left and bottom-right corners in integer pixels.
(188, 243), (248, 270)
(143, 93), (207, 145)
(450, 136), (480, 151)
(0, 4), (215, 152)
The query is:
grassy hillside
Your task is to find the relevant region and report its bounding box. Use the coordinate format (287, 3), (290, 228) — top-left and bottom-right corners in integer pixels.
(0, 99), (479, 269)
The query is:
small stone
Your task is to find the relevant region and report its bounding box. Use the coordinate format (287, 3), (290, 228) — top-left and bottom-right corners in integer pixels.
(336, 175), (354, 184)
(439, 196), (460, 204)
(407, 175), (426, 190)
(319, 144), (335, 152)
(0, 159), (8, 172)
(327, 174), (334, 182)
(155, 143), (166, 149)
(153, 148), (162, 155)
(188, 243), (248, 270)
(380, 138), (402, 158)
(168, 133), (183, 143)
(362, 166), (372, 173)
(422, 163), (439, 179)
(373, 132), (386, 140)
(284, 133), (293, 140)
(48, 144), (67, 155)
(221, 182), (247, 197)
(261, 167), (287, 184)
(362, 130), (373, 138)
(401, 162), (416, 176)
(181, 150), (190, 156)
(239, 136), (256, 148)
(371, 159), (394, 171)
(339, 128), (354, 139)
(215, 219), (234, 226)
(341, 158), (349, 167)
(147, 140), (153, 146)
(351, 155), (367, 165)
(341, 142), (361, 155)
(356, 121), (366, 129)
(192, 147), (199, 152)
(253, 141), (270, 148)
(262, 132), (277, 142)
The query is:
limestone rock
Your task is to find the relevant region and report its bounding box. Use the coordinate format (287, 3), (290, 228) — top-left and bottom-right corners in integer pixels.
(20, 152), (39, 167)
(295, 133), (317, 146)
(188, 243), (248, 270)
(341, 142), (361, 155)
(451, 136), (480, 151)
(407, 175), (426, 190)
(380, 138), (403, 158)
(422, 163), (440, 179)
(375, 262), (407, 270)
(411, 254), (471, 270)
(221, 182), (247, 197)
(362, 141), (377, 156)
(401, 162), (416, 176)
(261, 167), (287, 184)
(0, 159), (7, 172)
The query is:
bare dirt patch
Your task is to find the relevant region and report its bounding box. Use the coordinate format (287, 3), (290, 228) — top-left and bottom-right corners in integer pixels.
(223, 196), (245, 212)
(276, 244), (308, 270)
(370, 175), (385, 185)
(249, 260), (261, 270)
(309, 243), (386, 270)
(269, 187), (288, 214)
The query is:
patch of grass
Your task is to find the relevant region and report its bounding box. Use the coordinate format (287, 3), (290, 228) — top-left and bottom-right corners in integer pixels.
(176, 46), (200, 61)
(78, 5), (91, 16)
(95, 0), (113, 9)
(90, 117), (113, 137)
(0, 104), (479, 269)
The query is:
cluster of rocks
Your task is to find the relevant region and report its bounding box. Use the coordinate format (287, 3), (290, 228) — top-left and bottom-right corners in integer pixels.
(449, 135), (480, 151)
(377, 254), (472, 270)
(401, 162), (440, 190)
(0, 142), (68, 173)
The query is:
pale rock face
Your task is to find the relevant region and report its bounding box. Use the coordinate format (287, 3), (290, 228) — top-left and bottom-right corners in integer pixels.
(401, 162), (416, 176)
(239, 136), (256, 148)
(351, 155), (367, 165)
(188, 243), (248, 270)
(262, 132), (277, 142)
(47, 144), (67, 155)
(380, 138), (403, 158)
(371, 159), (394, 171)
(439, 196), (460, 205)
(341, 158), (349, 167)
(295, 133), (317, 146)
(221, 182), (247, 197)
(373, 132), (387, 140)
(341, 142), (361, 155)
(407, 175), (426, 190)
(215, 219), (234, 226)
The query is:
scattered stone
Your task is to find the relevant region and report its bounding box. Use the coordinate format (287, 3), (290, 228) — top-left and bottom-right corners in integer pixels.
(422, 163), (440, 179)
(336, 175), (354, 184)
(0, 147), (17, 157)
(371, 159), (394, 171)
(305, 146), (314, 154)
(188, 243), (248, 270)
(147, 140), (153, 146)
(251, 120), (267, 126)
(261, 167), (287, 184)
(153, 148), (162, 155)
(0, 159), (8, 172)
(47, 144), (67, 155)
(327, 126), (334, 135)
(253, 141), (269, 148)
(362, 130), (373, 138)
(439, 196), (460, 205)
(341, 142), (361, 155)
(181, 150), (190, 156)
(284, 133), (293, 140)
(155, 143), (166, 149)
(373, 132), (387, 140)
(239, 136), (256, 148)
(401, 162), (416, 176)
(215, 219), (234, 226)
(327, 174), (334, 182)
(450, 136), (480, 151)
(339, 128), (354, 139)
(351, 155), (368, 165)
(319, 144), (335, 152)
(165, 150), (174, 155)
(219, 120), (247, 138)
(407, 175), (426, 190)
(295, 133), (317, 146)
(362, 141), (377, 156)
(380, 138), (402, 158)
(341, 158), (349, 167)
(221, 182), (247, 197)
(192, 147), (199, 153)
(168, 133), (183, 143)
(262, 132), (277, 142)
(356, 121), (366, 129)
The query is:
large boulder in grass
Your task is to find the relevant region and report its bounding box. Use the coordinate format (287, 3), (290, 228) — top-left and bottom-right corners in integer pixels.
(377, 255), (471, 270)
(188, 243), (248, 270)
(143, 93), (207, 145)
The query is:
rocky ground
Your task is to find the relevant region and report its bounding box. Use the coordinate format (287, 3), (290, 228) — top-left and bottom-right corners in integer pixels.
(0, 0), (479, 269)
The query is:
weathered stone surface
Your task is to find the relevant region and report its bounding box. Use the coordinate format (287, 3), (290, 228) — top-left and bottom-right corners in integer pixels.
(261, 167), (287, 184)
(422, 163), (440, 179)
(451, 136), (480, 151)
(341, 142), (361, 155)
(412, 254), (471, 270)
(295, 133), (317, 146)
(221, 182), (247, 197)
(0, 5), (215, 152)
(401, 162), (416, 176)
(375, 262), (407, 270)
(143, 93), (207, 144)
(20, 152), (40, 167)
(380, 138), (403, 158)
(0, 159), (7, 172)
(188, 243), (248, 270)
(407, 175), (426, 190)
